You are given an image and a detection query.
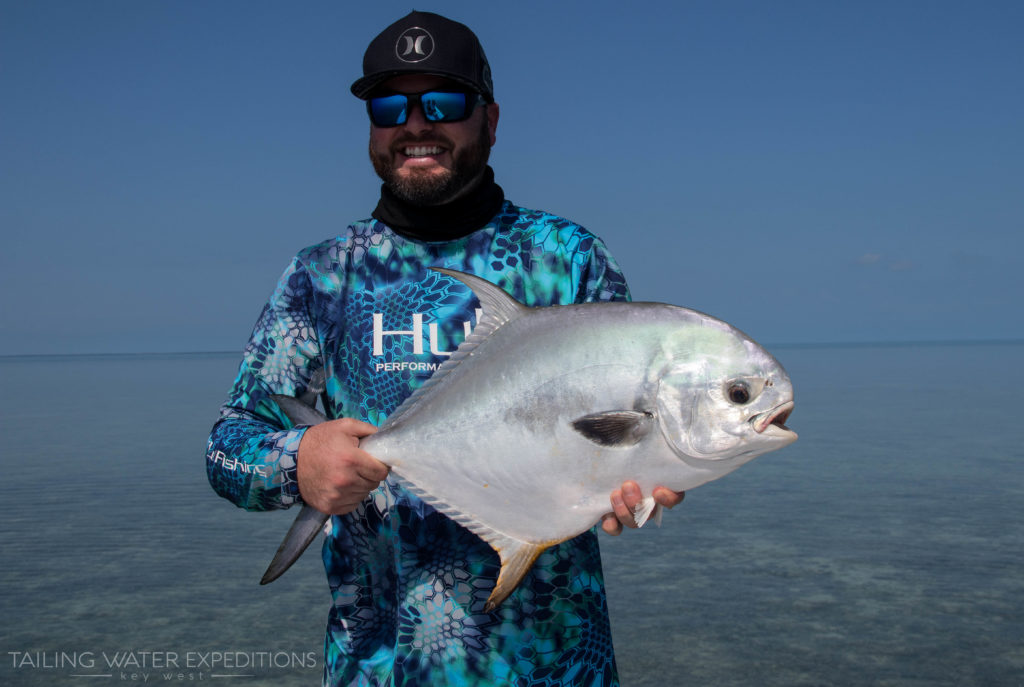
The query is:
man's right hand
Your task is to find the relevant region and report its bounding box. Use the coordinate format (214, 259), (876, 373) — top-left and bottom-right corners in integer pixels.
(296, 419), (389, 514)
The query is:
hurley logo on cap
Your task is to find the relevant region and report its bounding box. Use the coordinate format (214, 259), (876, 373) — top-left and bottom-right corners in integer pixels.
(396, 26), (434, 63)
(351, 11), (493, 101)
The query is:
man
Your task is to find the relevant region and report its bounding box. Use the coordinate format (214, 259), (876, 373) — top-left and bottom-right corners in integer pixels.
(207, 11), (682, 686)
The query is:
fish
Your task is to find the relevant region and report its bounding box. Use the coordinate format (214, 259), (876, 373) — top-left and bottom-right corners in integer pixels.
(261, 268), (797, 611)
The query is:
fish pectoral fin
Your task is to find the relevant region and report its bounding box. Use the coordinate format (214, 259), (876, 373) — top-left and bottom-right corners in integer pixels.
(632, 497), (663, 528)
(571, 410), (653, 447)
(484, 537), (550, 613)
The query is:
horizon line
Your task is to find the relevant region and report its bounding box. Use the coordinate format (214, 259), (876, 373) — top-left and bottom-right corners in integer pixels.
(1, 337), (1023, 361)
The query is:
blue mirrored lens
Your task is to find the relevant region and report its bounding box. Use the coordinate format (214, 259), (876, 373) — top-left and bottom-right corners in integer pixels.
(420, 91), (468, 121)
(369, 94), (409, 127)
(368, 91), (473, 127)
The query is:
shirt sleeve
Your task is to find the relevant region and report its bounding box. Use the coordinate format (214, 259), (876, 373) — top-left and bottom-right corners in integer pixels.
(206, 256), (323, 512)
(576, 234), (631, 304)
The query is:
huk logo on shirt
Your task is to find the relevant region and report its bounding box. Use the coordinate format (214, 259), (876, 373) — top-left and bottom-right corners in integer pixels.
(372, 310), (481, 373)
(395, 27), (434, 63)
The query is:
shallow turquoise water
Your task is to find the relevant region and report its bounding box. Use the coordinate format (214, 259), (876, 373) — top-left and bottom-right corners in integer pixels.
(1, 343), (1021, 685)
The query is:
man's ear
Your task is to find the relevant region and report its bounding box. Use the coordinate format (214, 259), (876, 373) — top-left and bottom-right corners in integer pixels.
(485, 103), (499, 146)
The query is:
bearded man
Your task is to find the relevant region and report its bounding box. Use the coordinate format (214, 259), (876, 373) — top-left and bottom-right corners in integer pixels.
(207, 11), (682, 686)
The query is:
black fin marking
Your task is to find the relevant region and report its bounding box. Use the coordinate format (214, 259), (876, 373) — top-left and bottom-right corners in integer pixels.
(571, 410), (654, 447)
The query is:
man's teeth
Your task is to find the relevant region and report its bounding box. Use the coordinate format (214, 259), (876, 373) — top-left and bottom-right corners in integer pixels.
(404, 146), (442, 157)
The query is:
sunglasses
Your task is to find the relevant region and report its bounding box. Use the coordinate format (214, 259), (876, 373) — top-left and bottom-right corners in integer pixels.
(367, 90), (485, 127)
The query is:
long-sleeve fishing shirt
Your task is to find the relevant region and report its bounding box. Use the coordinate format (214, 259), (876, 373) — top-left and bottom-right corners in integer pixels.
(207, 200), (630, 686)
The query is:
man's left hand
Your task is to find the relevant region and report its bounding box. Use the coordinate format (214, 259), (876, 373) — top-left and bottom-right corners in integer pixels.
(601, 481), (685, 536)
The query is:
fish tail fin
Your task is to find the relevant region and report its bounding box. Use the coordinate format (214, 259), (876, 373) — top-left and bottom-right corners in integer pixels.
(260, 505), (329, 584)
(270, 394), (328, 426)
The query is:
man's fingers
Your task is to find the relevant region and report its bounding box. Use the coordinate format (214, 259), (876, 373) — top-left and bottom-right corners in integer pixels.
(336, 417), (378, 439)
(609, 483), (639, 529)
(653, 486), (685, 508)
(330, 449), (388, 493)
(601, 513), (623, 536)
(620, 481), (642, 511)
(602, 482), (686, 537)
(353, 450), (390, 482)
(295, 420), (387, 514)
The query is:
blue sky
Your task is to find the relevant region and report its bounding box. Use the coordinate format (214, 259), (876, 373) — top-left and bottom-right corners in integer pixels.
(2, 0), (1021, 355)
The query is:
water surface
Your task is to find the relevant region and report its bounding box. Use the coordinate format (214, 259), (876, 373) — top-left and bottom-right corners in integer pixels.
(1, 344), (1021, 685)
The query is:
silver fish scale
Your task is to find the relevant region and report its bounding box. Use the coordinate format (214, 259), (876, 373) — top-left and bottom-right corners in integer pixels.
(363, 273), (792, 549)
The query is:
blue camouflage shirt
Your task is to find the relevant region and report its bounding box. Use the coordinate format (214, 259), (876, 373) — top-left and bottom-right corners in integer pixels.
(208, 200), (630, 686)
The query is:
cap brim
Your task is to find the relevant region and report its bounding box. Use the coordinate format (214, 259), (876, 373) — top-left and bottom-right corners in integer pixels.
(351, 71), (491, 100)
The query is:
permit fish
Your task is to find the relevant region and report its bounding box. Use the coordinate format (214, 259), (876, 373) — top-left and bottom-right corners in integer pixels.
(262, 268), (797, 610)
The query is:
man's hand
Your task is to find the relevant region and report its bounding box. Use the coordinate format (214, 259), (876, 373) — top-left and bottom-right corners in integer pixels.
(601, 481), (685, 536)
(296, 419), (389, 514)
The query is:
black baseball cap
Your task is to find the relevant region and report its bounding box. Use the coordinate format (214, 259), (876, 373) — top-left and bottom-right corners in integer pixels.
(351, 11), (494, 102)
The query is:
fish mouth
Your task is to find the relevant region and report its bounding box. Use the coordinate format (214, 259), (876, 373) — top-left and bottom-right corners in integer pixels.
(752, 401), (795, 436)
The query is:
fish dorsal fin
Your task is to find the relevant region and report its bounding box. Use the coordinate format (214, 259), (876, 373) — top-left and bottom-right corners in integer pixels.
(383, 268), (529, 429)
(432, 267), (528, 329)
(571, 410), (654, 447)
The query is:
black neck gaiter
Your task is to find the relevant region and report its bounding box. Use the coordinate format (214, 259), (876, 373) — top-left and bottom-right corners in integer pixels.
(371, 166), (505, 242)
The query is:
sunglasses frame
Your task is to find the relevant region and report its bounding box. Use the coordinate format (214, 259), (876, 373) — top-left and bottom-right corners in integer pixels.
(367, 89), (486, 128)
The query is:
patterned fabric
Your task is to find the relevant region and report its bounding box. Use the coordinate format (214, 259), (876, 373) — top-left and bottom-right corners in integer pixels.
(207, 201), (630, 686)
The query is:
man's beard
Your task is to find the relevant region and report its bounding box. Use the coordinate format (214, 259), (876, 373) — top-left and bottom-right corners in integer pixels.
(370, 119), (491, 206)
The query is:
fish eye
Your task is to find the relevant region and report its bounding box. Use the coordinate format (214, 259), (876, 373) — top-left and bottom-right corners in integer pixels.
(727, 381), (751, 405)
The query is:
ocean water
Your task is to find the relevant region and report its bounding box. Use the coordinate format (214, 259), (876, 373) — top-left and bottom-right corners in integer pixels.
(0, 343), (1021, 686)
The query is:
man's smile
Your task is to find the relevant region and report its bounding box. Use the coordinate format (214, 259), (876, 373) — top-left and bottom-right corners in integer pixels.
(402, 145), (445, 158)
